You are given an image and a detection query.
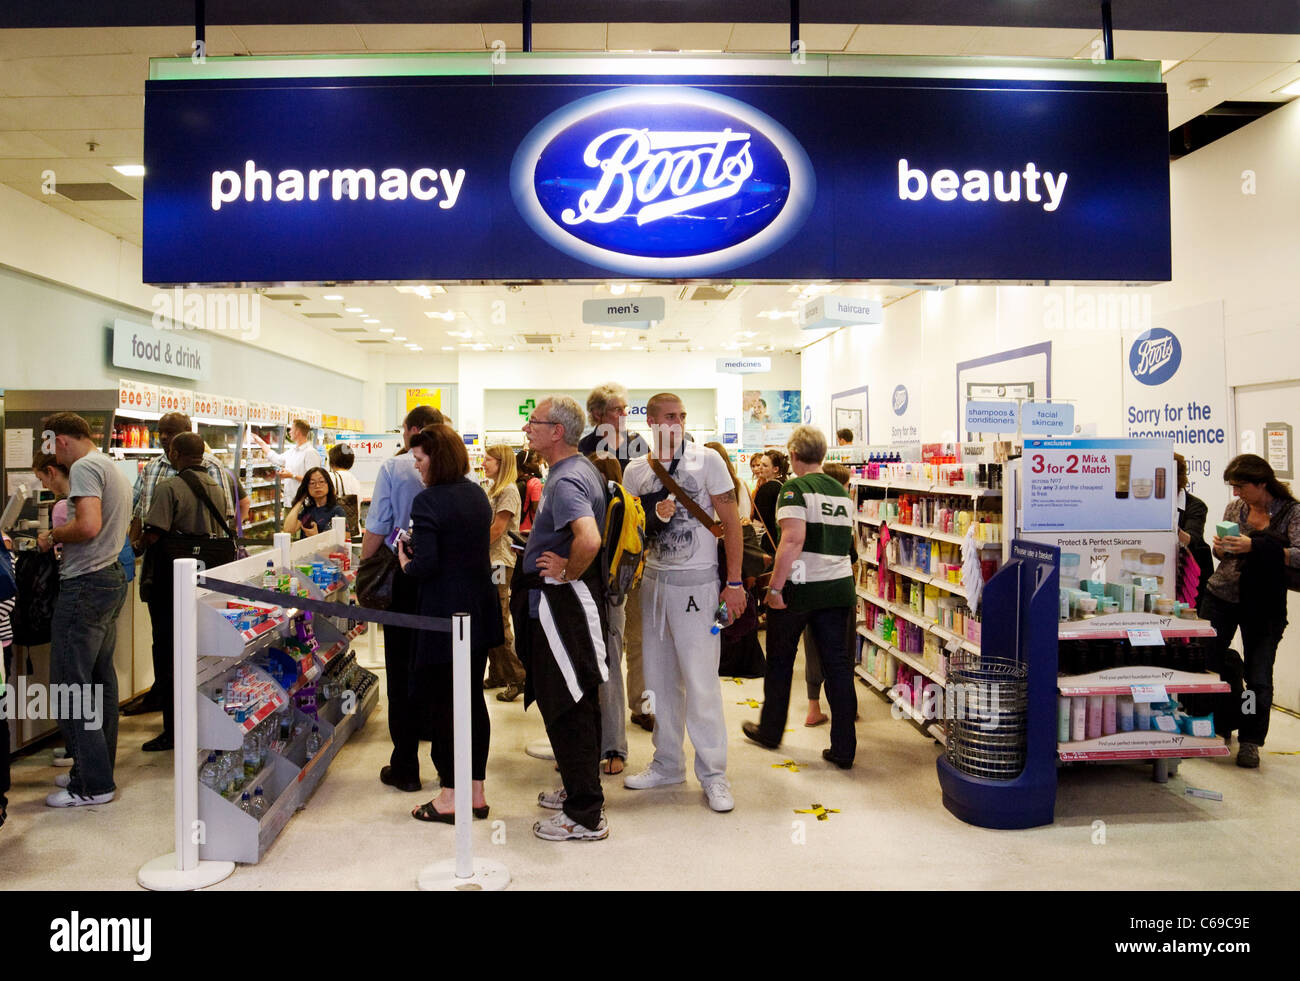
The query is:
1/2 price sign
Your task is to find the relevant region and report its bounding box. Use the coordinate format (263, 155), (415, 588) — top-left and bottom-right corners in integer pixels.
(1022, 438), (1175, 532)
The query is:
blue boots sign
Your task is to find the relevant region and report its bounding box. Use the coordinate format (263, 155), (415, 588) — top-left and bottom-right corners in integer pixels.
(1127, 328), (1182, 386)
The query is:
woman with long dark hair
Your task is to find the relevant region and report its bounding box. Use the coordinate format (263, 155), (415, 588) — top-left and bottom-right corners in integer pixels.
(1204, 454), (1300, 768)
(398, 424), (504, 821)
(283, 466), (345, 539)
(753, 450), (790, 558)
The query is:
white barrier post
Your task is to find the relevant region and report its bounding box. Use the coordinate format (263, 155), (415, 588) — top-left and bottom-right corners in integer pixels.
(417, 613), (510, 891)
(138, 558), (235, 890)
(274, 530), (292, 574)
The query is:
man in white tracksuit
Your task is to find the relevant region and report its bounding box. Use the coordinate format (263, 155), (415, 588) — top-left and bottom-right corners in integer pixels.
(621, 393), (747, 812)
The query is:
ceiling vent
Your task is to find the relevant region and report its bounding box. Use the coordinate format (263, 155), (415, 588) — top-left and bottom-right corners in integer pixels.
(262, 292), (311, 301)
(329, 327), (369, 333)
(515, 333), (561, 346)
(676, 284), (735, 302)
(303, 312), (343, 319)
(355, 339), (390, 344)
(55, 182), (134, 201)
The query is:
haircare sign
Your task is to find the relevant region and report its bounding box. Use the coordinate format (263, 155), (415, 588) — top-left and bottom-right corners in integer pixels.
(144, 67), (1171, 284)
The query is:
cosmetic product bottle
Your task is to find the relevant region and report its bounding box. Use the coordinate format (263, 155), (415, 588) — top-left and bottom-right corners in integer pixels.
(1071, 696), (1086, 742)
(1154, 467), (1166, 499)
(1058, 696), (1072, 742)
(1117, 697), (1135, 732)
(1135, 701), (1152, 731)
(1086, 695), (1103, 739)
(1114, 453), (1132, 499)
(1102, 695), (1117, 735)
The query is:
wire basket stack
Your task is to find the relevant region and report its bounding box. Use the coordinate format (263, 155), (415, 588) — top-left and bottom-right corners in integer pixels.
(943, 652), (1029, 780)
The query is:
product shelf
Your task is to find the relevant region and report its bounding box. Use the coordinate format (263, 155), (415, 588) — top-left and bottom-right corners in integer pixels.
(856, 586), (980, 654)
(855, 513), (1003, 550)
(853, 663), (889, 693)
(113, 447), (164, 455)
(1058, 614), (1216, 640)
(246, 518), (275, 531)
(851, 476), (1000, 498)
(856, 624), (946, 686)
(1058, 732), (1229, 761)
(862, 553), (969, 599)
(1057, 666), (1230, 697)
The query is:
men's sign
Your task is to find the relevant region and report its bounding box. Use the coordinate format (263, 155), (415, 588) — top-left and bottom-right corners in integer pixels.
(144, 62), (1170, 285)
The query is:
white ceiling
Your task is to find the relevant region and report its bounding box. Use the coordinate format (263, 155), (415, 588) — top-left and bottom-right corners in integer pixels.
(2, 22), (1297, 353)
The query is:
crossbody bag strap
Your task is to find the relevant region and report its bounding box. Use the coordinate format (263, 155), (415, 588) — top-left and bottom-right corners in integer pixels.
(177, 469), (236, 540)
(646, 454), (724, 539)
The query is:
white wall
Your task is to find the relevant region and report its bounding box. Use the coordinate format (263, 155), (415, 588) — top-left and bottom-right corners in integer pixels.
(383, 350), (802, 438)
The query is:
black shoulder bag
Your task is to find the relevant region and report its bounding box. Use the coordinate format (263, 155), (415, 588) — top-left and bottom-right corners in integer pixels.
(141, 470), (239, 601)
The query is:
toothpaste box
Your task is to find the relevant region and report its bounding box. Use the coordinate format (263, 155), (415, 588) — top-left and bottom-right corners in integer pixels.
(1216, 521), (1240, 538)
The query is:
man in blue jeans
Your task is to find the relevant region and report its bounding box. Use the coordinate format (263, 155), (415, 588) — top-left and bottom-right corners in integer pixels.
(36, 413), (132, 807)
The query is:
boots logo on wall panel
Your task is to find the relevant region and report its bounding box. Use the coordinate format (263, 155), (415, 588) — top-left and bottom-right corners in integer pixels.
(511, 86), (816, 276)
(1128, 327), (1181, 386)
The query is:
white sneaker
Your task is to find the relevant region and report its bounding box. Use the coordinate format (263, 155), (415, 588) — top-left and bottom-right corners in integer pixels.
(704, 780), (735, 813)
(54, 773), (71, 789)
(623, 765), (686, 790)
(46, 789), (114, 808)
(533, 810), (609, 841)
(537, 787), (567, 810)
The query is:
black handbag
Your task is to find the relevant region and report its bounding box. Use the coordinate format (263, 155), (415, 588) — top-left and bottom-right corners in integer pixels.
(141, 469), (239, 601)
(356, 544), (400, 610)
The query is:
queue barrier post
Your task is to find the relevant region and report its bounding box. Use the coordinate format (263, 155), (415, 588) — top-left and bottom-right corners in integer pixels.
(417, 612), (510, 891)
(137, 558), (236, 890)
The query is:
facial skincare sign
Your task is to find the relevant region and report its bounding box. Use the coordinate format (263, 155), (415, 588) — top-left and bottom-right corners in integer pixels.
(1022, 438), (1175, 532)
(143, 67), (1170, 285)
(112, 318), (210, 381)
(1022, 401), (1075, 435)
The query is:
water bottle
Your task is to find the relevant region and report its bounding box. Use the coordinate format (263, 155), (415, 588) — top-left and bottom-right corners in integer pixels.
(250, 787), (267, 820)
(243, 730), (259, 779)
(709, 600), (732, 636)
(305, 725), (322, 762)
(238, 791), (252, 814)
(200, 753), (219, 790)
(262, 560), (277, 591)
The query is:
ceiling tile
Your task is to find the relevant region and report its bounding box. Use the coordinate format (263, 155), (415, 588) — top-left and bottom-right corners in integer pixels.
(484, 24), (523, 49)
(1, 57), (77, 97)
(533, 23), (607, 50)
(0, 157), (102, 182)
(606, 23), (733, 52)
(0, 96), (143, 130)
(31, 128), (143, 158)
(108, 25), (250, 56)
(1232, 62), (1300, 101)
(39, 53), (149, 96)
(1111, 30), (1219, 63)
(962, 26), (1099, 58)
(1164, 59), (1294, 105)
(0, 131), (67, 158)
(357, 24), (491, 51)
(843, 24), (980, 56)
(228, 25), (367, 54)
(727, 23), (856, 53)
(0, 28), (131, 59)
(1191, 33), (1300, 63)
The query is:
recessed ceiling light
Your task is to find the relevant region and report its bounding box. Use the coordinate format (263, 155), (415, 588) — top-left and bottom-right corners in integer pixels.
(345, 307), (364, 313)
(113, 164), (145, 177)
(393, 336), (407, 341)
(323, 294), (344, 301)
(608, 283), (627, 296)
(379, 327), (395, 334)
(441, 345), (455, 351)
(423, 310), (457, 321)
(1276, 77), (1300, 96)
(364, 318), (380, 324)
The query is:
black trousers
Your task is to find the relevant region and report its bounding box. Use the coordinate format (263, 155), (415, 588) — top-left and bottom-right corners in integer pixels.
(146, 584), (174, 738)
(420, 650), (491, 787)
(529, 622), (604, 829)
(759, 605), (858, 762)
(383, 567), (423, 778)
(1202, 591), (1286, 746)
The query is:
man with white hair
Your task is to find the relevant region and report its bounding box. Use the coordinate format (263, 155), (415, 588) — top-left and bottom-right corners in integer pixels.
(620, 393), (747, 812)
(578, 382), (650, 470)
(517, 395), (612, 841)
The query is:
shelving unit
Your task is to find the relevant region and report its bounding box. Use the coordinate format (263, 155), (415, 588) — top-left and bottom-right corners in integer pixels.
(186, 521), (374, 865)
(849, 467), (1003, 746)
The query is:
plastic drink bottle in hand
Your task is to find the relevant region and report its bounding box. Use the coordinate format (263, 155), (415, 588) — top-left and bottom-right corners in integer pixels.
(710, 600), (733, 635)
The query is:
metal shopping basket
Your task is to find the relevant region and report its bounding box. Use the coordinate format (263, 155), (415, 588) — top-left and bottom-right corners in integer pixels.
(944, 652), (1029, 780)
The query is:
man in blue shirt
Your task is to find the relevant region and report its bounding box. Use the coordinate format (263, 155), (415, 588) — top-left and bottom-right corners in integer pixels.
(361, 404), (443, 793)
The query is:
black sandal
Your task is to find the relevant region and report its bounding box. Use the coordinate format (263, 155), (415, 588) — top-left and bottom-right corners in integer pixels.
(601, 754), (625, 775)
(412, 800), (490, 822)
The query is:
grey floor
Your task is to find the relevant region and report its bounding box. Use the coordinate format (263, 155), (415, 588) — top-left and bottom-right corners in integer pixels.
(2, 636), (1297, 891)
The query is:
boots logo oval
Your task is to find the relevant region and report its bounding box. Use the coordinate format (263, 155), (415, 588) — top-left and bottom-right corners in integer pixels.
(511, 86), (815, 276)
(1128, 327), (1181, 386)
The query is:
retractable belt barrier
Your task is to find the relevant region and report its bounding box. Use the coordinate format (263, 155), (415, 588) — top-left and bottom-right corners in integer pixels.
(198, 576), (453, 633)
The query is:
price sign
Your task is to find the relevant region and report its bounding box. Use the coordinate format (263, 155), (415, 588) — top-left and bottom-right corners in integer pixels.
(221, 397), (248, 422)
(1130, 684), (1168, 703)
(1127, 628), (1164, 647)
(118, 378), (159, 412)
(157, 385), (193, 414)
(193, 392), (220, 417)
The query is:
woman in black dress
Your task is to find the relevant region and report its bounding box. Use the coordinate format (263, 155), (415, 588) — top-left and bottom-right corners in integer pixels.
(398, 424), (504, 821)
(753, 450), (790, 557)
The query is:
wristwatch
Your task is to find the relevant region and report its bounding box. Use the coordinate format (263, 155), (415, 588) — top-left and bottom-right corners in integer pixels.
(768, 584), (783, 595)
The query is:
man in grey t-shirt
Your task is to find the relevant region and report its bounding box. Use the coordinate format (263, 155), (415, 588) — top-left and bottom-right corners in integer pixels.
(36, 413), (132, 808)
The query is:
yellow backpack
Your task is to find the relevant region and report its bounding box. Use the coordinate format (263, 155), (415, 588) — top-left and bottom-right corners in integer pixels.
(601, 480), (647, 601)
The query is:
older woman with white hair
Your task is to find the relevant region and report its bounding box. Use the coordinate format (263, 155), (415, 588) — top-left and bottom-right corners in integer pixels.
(578, 382), (649, 470)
